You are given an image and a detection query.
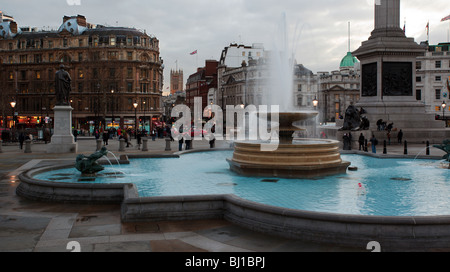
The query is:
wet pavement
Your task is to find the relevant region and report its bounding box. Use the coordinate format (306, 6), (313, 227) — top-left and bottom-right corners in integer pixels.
(0, 136), (446, 252)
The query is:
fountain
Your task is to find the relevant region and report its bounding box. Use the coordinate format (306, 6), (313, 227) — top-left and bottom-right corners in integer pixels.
(433, 140), (450, 169)
(226, 14), (350, 179)
(227, 112), (351, 178)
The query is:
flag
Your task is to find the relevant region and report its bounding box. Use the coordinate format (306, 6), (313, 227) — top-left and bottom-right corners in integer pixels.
(426, 21), (429, 36)
(190, 50), (197, 55)
(441, 15), (450, 22)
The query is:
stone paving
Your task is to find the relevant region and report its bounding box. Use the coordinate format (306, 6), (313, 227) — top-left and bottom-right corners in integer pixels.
(0, 136), (447, 252)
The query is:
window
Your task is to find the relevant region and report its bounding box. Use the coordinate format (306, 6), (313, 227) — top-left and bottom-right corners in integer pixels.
(93, 68), (98, 79)
(110, 37), (116, 46)
(127, 68), (133, 78)
(416, 76), (422, 82)
(108, 51), (118, 60)
(78, 83), (84, 93)
(127, 82), (133, 92)
(48, 41), (53, 48)
(298, 84), (302, 92)
(34, 54), (42, 63)
(416, 61), (422, 70)
(20, 55), (27, 63)
(416, 89), (422, 101)
(242, 51), (246, 57)
(127, 52), (133, 60)
(9, 71), (14, 80)
(78, 69), (84, 79)
(436, 89), (441, 100)
(78, 53), (83, 62)
(36, 71), (41, 80)
(436, 76), (442, 81)
(436, 61), (441, 68)
(63, 38), (68, 47)
(49, 53), (54, 62)
(109, 68), (116, 78)
(79, 39), (84, 47)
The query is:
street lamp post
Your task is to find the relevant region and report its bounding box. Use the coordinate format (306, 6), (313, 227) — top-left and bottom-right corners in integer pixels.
(111, 90), (115, 129)
(443, 101), (447, 127)
(133, 101), (138, 139)
(143, 101), (146, 133)
(10, 100), (16, 129)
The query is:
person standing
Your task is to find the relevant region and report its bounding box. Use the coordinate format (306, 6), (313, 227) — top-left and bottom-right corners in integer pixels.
(397, 129), (403, 144)
(358, 133), (365, 151)
(102, 129), (109, 146)
(370, 134), (378, 154)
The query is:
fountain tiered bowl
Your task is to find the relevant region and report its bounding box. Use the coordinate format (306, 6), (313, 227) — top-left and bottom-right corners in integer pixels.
(227, 111), (351, 179)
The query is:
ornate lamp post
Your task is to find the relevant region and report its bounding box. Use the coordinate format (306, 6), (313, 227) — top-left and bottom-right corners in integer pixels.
(10, 100), (16, 129)
(443, 101), (447, 127)
(133, 101), (138, 139)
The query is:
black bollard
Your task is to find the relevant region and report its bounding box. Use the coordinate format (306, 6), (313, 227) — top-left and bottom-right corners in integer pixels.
(383, 140), (387, 154)
(364, 139), (368, 152)
(426, 141), (430, 156)
(404, 140), (408, 155)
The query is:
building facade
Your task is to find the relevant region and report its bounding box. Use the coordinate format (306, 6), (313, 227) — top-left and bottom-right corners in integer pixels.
(185, 60), (218, 116)
(0, 14), (164, 133)
(317, 51), (360, 123)
(416, 42), (450, 126)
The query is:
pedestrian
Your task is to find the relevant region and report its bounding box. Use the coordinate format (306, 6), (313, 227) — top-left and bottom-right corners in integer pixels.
(387, 131), (391, 145)
(370, 134), (378, 154)
(137, 131), (142, 150)
(102, 130), (109, 146)
(397, 129), (403, 144)
(73, 129), (78, 142)
(18, 131), (25, 150)
(358, 133), (365, 151)
(178, 137), (184, 151)
(343, 134), (350, 150)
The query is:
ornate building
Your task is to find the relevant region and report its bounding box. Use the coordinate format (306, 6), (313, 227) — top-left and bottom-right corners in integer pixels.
(0, 14), (164, 133)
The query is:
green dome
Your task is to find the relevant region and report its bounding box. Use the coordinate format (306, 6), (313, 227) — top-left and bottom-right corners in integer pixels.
(340, 52), (359, 68)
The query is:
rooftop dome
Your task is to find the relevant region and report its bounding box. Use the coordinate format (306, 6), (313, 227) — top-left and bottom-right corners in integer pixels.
(340, 52), (359, 68)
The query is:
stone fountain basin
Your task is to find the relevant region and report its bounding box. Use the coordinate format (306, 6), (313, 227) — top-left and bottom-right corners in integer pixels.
(228, 139), (350, 179)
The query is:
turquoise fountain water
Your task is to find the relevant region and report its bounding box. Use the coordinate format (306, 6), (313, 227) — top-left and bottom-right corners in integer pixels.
(35, 151), (450, 217)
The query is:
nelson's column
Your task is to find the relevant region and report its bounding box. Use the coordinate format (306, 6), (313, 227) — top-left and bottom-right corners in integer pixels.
(353, 0), (450, 143)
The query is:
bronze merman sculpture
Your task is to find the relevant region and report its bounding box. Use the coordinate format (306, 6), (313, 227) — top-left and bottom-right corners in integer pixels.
(75, 147), (108, 175)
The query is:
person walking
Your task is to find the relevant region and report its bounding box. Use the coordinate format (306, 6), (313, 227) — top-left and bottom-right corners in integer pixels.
(370, 134), (378, 154)
(18, 131), (25, 150)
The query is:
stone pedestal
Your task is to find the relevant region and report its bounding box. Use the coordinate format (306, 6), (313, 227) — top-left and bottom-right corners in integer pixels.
(47, 106), (77, 153)
(353, 0), (450, 143)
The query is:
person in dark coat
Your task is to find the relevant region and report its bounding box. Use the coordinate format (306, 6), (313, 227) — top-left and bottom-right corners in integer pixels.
(102, 130), (109, 146)
(18, 131), (25, 150)
(358, 133), (365, 151)
(397, 129), (404, 144)
(370, 135), (378, 154)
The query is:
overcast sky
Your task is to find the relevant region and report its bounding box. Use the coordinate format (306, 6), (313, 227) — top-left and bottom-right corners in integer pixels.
(2, 0), (450, 94)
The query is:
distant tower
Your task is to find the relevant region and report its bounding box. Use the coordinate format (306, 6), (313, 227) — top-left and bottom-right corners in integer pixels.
(170, 69), (183, 94)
